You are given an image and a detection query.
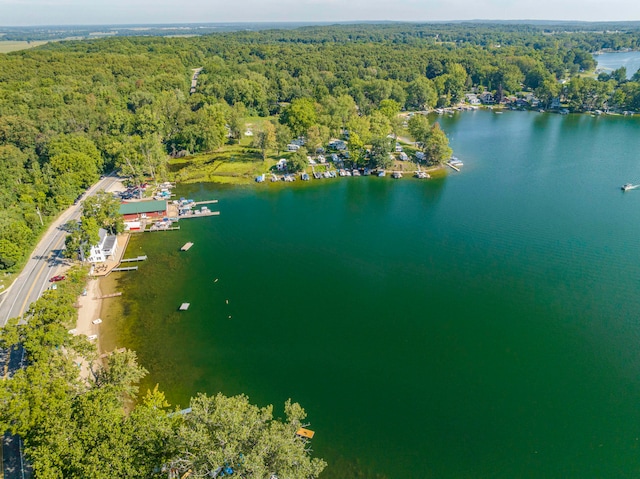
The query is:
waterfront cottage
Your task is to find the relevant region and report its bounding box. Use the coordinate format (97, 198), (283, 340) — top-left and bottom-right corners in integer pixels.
(277, 158), (288, 171)
(82, 228), (118, 263)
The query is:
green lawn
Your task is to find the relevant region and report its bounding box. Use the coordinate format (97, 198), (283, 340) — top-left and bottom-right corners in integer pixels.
(169, 145), (291, 185)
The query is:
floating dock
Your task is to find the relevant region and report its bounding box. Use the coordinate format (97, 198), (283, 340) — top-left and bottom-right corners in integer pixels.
(296, 428), (315, 439)
(179, 303), (190, 311)
(181, 242), (194, 251)
(193, 200), (219, 206)
(447, 162), (461, 172)
(112, 266), (138, 272)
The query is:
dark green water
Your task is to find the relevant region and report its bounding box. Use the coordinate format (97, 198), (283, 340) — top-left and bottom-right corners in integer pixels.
(104, 111), (640, 478)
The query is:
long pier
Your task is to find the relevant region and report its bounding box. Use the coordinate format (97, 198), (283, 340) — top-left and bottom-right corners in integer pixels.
(179, 211), (220, 219)
(112, 266), (138, 272)
(447, 162), (461, 172)
(98, 292), (122, 299)
(193, 199), (218, 206)
(146, 226), (181, 232)
(120, 255), (147, 263)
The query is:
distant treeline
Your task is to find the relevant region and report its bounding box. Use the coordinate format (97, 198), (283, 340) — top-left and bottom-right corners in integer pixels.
(2, 23), (640, 274)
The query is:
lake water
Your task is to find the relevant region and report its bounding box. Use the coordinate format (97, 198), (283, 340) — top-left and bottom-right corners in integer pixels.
(103, 110), (640, 478)
(595, 51), (640, 78)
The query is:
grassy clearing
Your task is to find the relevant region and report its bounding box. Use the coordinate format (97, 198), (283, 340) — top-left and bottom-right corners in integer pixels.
(0, 41), (48, 53)
(168, 144), (292, 185)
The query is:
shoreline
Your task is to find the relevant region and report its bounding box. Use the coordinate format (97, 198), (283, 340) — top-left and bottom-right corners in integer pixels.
(75, 276), (104, 373)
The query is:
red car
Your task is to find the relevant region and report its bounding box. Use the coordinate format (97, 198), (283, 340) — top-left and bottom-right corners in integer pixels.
(49, 275), (66, 282)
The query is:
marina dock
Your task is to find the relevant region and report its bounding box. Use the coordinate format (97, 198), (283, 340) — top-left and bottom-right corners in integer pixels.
(120, 255), (147, 262)
(193, 200), (218, 206)
(146, 226), (180, 232)
(181, 242), (194, 251)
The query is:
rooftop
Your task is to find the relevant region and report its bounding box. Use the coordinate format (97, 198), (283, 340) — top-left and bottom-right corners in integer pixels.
(119, 200), (167, 215)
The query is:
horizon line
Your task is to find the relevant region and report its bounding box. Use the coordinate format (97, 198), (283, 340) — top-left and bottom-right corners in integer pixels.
(2, 19), (640, 29)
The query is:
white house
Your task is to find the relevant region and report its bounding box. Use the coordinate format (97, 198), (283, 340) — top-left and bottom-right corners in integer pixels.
(465, 93), (481, 105)
(276, 159), (288, 171)
(415, 151), (425, 161)
(83, 228), (118, 263)
(287, 144), (300, 151)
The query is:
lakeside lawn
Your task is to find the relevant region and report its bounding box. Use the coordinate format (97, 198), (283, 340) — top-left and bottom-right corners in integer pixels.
(168, 144), (291, 185)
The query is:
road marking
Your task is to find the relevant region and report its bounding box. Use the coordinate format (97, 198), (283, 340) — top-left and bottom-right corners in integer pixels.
(17, 234), (66, 318)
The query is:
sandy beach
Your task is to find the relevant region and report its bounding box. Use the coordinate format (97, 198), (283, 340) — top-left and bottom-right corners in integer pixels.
(75, 277), (104, 380)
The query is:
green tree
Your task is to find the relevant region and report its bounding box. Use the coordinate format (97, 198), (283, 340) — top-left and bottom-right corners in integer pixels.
(406, 77), (438, 110)
(423, 123), (452, 165)
(253, 122), (277, 161)
(82, 190), (125, 234)
(347, 132), (366, 167)
(282, 98), (318, 137)
(166, 393), (326, 479)
(273, 121), (292, 155)
(305, 124), (330, 154)
(369, 137), (395, 169)
(287, 147), (309, 173)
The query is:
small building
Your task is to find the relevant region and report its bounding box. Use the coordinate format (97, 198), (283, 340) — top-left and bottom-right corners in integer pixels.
(83, 228), (118, 263)
(415, 151), (425, 161)
(395, 143), (403, 152)
(465, 93), (481, 105)
(479, 91), (495, 104)
(276, 159), (288, 171)
(287, 144), (300, 152)
(120, 200), (168, 222)
(329, 139), (347, 151)
(398, 152), (409, 161)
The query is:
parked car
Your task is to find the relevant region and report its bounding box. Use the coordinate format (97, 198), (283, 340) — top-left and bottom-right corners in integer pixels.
(49, 275), (66, 282)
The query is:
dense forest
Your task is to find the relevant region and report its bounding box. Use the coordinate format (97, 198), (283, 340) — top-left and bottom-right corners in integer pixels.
(2, 22), (640, 276)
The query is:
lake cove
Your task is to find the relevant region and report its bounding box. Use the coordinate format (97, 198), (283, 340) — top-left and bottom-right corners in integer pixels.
(595, 50), (640, 78)
(102, 110), (640, 478)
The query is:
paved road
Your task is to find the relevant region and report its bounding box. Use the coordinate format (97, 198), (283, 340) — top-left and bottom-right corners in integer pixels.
(0, 174), (121, 327)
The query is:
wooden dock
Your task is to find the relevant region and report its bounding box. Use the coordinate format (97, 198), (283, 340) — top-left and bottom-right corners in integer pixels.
(146, 226), (180, 232)
(179, 211), (220, 219)
(181, 242), (194, 251)
(120, 255), (147, 263)
(98, 292), (122, 299)
(447, 162), (460, 172)
(296, 428), (315, 439)
(112, 266), (138, 272)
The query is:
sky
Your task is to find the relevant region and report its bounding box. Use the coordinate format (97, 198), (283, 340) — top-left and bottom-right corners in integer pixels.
(0, 0), (639, 26)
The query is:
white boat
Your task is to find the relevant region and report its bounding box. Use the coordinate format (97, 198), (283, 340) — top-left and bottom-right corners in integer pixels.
(622, 183), (636, 191)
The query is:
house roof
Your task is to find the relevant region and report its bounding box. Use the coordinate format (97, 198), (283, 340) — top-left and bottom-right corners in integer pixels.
(103, 235), (117, 252)
(119, 200), (167, 215)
